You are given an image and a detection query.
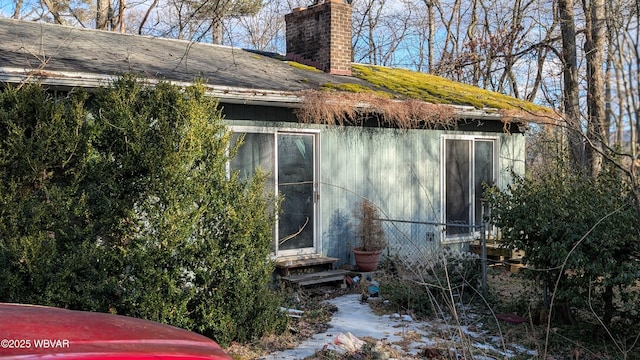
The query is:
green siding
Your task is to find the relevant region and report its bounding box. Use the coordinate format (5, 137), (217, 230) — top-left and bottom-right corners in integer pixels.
(318, 127), (442, 264)
(224, 117), (525, 266)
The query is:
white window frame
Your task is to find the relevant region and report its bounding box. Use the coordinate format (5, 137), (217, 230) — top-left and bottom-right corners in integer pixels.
(440, 135), (498, 243)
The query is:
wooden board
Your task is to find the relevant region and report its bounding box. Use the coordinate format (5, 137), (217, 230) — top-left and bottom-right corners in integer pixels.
(276, 256), (339, 269)
(470, 244), (524, 259)
(276, 256), (339, 276)
(282, 269), (350, 287)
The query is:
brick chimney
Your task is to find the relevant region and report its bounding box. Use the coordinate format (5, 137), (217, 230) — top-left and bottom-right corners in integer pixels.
(285, 0), (352, 76)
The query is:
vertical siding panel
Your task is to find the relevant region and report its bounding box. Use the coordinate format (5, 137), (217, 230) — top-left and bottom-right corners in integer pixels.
(319, 127), (445, 265)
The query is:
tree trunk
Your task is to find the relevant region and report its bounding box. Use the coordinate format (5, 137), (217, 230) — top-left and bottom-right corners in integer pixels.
(118, 0), (126, 32)
(41, 0), (66, 25)
(96, 0), (110, 29)
(138, 0), (158, 34)
(426, 0), (434, 73)
(466, 0), (479, 85)
(211, 17), (223, 44)
(602, 284), (614, 327)
(12, 0), (24, 18)
(583, 0), (607, 177)
(558, 0), (584, 170)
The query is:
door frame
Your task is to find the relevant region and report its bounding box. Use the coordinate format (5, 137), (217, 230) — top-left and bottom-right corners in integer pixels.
(229, 126), (320, 257)
(440, 135), (498, 242)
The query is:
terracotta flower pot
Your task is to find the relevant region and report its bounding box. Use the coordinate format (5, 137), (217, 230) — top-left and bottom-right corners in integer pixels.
(352, 248), (383, 272)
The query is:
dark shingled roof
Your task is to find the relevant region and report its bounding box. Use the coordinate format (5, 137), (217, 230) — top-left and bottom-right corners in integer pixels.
(0, 17), (370, 95)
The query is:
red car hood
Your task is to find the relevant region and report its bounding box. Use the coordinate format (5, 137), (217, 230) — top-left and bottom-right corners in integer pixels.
(0, 303), (231, 360)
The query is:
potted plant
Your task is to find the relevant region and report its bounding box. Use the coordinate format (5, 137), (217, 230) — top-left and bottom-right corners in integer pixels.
(352, 199), (386, 272)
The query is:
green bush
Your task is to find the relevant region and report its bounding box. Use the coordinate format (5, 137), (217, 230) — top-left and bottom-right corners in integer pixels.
(0, 84), (96, 307)
(0, 78), (287, 346)
(485, 167), (640, 328)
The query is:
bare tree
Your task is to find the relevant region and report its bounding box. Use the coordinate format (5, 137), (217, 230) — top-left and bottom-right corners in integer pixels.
(40, 0), (67, 24)
(116, 0), (125, 32)
(138, 0), (159, 34)
(12, 0), (25, 18)
(352, 0), (386, 64)
(424, 0), (435, 72)
(558, 0), (584, 169)
(582, 0), (607, 176)
(226, 0), (291, 51)
(175, 0), (261, 43)
(351, 0), (416, 66)
(605, 0), (640, 154)
(96, 0), (110, 29)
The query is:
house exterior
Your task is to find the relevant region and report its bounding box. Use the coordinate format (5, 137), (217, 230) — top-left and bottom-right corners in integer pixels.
(0, 1), (538, 267)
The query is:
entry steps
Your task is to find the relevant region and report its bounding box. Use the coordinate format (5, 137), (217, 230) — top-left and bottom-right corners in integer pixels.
(276, 256), (349, 287)
(282, 269), (351, 287)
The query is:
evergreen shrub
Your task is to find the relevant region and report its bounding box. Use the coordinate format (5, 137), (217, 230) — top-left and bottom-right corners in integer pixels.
(485, 167), (640, 328)
(0, 77), (287, 346)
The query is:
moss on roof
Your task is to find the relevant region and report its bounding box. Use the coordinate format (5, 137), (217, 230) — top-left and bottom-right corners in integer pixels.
(284, 58), (554, 124)
(287, 61), (322, 72)
(322, 82), (394, 98)
(349, 64), (551, 115)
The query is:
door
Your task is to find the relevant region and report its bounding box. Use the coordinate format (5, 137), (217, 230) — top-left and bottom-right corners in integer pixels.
(443, 137), (495, 239)
(230, 130), (318, 256)
(277, 134), (316, 254)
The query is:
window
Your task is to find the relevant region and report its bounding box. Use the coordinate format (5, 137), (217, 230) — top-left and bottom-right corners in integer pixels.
(443, 137), (496, 238)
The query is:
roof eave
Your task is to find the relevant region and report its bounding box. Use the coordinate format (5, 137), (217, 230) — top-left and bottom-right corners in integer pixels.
(447, 105), (505, 121)
(0, 68), (305, 108)
(0, 68), (511, 122)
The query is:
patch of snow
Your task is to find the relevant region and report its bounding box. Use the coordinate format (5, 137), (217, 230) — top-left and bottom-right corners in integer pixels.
(260, 294), (429, 359)
(460, 325), (484, 338)
(511, 343), (538, 356)
(260, 293), (537, 360)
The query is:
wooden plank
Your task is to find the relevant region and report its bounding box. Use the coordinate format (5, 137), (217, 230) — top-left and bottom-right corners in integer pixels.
(276, 256), (339, 276)
(276, 257), (339, 269)
(470, 244), (517, 258)
(282, 269), (350, 282)
(298, 274), (347, 286)
(282, 269), (350, 286)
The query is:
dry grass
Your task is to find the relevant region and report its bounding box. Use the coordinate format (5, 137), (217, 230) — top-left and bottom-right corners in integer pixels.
(295, 64), (560, 130)
(295, 90), (457, 129)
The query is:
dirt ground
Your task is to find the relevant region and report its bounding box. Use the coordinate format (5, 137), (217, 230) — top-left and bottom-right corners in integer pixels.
(226, 266), (640, 359)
